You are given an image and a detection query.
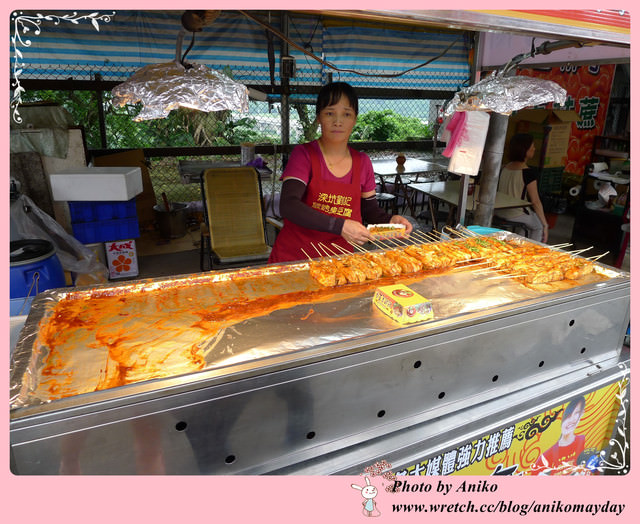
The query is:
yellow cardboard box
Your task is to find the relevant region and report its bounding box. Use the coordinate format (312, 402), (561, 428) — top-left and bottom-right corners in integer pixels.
(374, 284), (433, 324)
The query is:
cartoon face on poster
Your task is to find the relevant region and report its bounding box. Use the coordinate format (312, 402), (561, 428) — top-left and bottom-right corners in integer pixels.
(518, 65), (616, 176)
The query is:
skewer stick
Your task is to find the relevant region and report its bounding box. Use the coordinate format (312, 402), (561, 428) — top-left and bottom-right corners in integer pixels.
(314, 243), (329, 257)
(301, 248), (314, 261)
(458, 260), (495, 270)
(411, 230), (431, 244)
(567, 246), (594, 256)
(331, 243), (351, 256)
(459, 225), (479, 237)
(587, 251), (610, 262)
(370, 239), (389, 250)
(449, 259), (492, 271)
(347, 240), (368, 253)
(550, 243), (573, 249)
(423, 230), (442, 242)
(422, 231), (439, 242)
(486, 273), (527, 280)
(377, 238), (396, 249)
(388, 237), (409, 247)
(471, 263), (499, 272)
(444, 226), (465, 238)
(318, 242), (338, 257)
(311, 243), (324, 258)
(435, 230), (449, 241)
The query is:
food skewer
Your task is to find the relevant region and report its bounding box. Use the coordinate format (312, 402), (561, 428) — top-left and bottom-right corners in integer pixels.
(305, 247), (340, 287)
(306, 228), (599, 287)
(567, 246), (594, 256)
(444, 226), (466, 239)
(333, 243), (384, 280)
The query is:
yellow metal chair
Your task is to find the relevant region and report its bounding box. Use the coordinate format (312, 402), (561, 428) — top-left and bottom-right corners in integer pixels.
(200, 166), (271, 269)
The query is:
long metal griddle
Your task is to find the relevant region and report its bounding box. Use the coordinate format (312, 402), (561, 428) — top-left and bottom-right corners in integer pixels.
(9, 233), (630, 474)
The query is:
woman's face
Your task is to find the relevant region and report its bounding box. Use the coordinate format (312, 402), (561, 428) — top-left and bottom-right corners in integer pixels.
(561, 403), (585, 436)
(317, 94), (357, 144)
(525, 142), (536, 161)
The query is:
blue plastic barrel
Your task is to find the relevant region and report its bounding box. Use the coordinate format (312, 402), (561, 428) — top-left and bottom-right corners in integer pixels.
(10, 239), (66, 300)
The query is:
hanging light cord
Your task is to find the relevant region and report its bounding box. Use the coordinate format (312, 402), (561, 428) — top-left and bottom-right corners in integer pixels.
(239, 10), (461, 78)
(181, 31), (197, 68)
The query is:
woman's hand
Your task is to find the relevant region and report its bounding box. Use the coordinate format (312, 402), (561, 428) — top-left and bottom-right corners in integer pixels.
(390, 215), (414, 235)
(341, 219), (373, 245)
(542, 224), (549, 243)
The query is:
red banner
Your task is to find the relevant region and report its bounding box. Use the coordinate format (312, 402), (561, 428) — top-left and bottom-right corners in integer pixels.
(517, 65), (616, 176)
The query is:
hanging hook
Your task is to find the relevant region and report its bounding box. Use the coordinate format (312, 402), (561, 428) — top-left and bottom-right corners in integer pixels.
(181, 32), (197, 69)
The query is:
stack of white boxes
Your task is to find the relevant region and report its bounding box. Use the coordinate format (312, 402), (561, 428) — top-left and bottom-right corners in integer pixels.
(49, 166), (143, 279)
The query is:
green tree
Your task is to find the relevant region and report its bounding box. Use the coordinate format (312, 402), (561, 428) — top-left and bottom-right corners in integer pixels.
(293, 103), (319, 143)
(351, 109), (432, 141)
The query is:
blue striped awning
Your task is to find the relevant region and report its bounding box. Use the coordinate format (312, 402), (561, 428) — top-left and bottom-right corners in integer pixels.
(12, 10), (470, 92)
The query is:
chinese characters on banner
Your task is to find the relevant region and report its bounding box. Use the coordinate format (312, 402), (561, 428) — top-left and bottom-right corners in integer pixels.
(518, 64), (616, 176)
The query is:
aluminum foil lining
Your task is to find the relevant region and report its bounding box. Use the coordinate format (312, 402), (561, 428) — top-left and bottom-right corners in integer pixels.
(10, 233), (625, 412)
(444, 74), (567, 116)
(111, 61), (249, 121)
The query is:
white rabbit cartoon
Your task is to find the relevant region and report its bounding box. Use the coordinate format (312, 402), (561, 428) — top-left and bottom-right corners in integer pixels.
(351, 476), (381, 517)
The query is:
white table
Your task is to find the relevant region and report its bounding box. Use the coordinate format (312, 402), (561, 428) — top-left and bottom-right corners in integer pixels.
(371, 158), (449, 216)
(408, 180), (533, 229)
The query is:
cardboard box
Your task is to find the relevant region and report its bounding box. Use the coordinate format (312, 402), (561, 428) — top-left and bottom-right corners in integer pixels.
(505, 109), (580, 168)
(50, 166), (143, 201)
(373, 284), (434, 324)
(105, 239), (138, 279)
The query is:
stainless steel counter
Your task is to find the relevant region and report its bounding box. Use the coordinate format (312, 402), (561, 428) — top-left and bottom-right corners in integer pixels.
(9, 233), (630, 474)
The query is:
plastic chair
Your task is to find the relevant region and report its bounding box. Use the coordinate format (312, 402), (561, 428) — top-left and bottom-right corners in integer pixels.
(199, 167), (271, 269)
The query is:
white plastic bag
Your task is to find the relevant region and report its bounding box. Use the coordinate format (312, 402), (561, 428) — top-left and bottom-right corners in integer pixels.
(11, 194), (109, 286)
(443, 111), (490, 177)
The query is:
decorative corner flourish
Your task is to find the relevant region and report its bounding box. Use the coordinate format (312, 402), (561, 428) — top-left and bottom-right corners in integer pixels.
(10, 11), (116, 123)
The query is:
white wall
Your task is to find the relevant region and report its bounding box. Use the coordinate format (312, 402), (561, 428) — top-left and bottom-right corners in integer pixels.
(479, 32), (630, 70)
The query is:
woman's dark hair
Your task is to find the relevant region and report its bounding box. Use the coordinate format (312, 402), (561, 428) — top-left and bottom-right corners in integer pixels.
(508, 133), (535, 162)
(562, 395), (586, 422)
(316, 82), (359, 116)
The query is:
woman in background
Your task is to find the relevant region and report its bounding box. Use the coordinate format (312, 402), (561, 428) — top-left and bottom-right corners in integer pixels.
(495, 133), (549, 243)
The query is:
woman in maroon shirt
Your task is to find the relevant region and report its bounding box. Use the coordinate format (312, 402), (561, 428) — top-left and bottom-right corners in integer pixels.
(269, 82), (412, 263)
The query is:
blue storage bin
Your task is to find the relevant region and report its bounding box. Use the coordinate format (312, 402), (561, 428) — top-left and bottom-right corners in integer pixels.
(10, 239), (66, 299)
(69, 199), (137, 223)
(68, 202), (97, 222)
(71, 217), (139, 243)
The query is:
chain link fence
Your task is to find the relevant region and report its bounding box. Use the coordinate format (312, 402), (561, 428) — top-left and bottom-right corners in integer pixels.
(18, 61), (455, 215)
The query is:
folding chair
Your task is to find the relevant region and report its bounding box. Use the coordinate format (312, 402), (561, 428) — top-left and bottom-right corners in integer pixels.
(200, 167), (271, 269)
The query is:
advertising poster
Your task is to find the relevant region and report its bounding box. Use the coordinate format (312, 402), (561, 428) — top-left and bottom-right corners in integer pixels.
(518, 64), (616, 176)
(396, 378), (627, 477)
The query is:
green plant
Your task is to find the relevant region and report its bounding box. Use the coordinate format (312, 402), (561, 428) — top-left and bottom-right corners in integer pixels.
(351, 109), (432, 141)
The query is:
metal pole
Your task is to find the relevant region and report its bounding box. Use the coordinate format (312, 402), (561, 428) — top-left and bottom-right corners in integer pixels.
(474, 112), (509, 226)
(95, 73), (107, 149)
(280, 12), (290, 149)
(455, 174), (470, 226)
